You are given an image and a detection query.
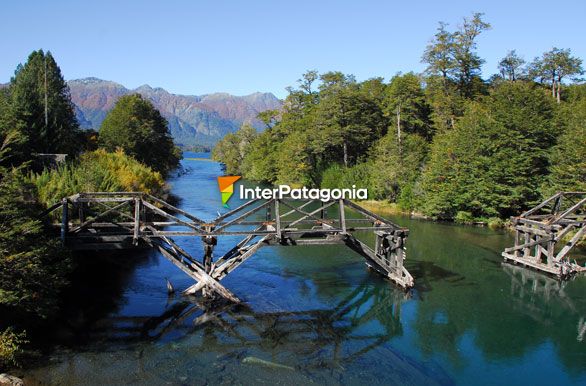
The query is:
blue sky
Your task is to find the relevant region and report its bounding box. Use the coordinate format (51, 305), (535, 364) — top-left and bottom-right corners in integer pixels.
(1, 0), (585, 98)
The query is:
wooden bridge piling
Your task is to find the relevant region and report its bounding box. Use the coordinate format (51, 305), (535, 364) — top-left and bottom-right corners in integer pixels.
(503, 192), (586, 277)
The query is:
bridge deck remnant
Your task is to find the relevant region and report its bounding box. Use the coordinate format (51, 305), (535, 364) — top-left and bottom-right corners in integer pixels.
(45, 192), (414, 302)
(502, 192), (586, 277)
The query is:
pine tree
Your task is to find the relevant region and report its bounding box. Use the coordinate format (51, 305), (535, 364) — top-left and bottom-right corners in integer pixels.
(9, 50), (81, 157)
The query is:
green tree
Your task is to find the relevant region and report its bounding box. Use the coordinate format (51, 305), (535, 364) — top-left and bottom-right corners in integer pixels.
(529, 48), (584, 103)
(0, 133), (70, 318)
(421, 82), (555, 220)
(315, 77), (386, 167)
(451, 13), (491, 97)
(0, 89), (27, 166)
(545, 98), (586, 194)
(385, 73), (432, 142)
(369, 132), (428, 210)
(211, 124), (257, 175)
(9, 50), (81, 157)
(257, 109), (280, 130)
(422, 14), (490, 98)
(240, 129), (279, 183)
(498, 50), (526, 81)
(422, 22), (456, 81)
(99, 94), (181, 174)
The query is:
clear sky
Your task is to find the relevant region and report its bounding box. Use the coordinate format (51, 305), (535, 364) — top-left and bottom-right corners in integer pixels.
(1, 0), (585, 99)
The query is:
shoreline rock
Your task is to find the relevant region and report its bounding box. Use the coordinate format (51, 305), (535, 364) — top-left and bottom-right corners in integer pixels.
(0, 374), (24, 386)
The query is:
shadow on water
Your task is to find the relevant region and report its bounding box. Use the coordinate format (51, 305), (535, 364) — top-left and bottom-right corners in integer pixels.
(22, 249), (157, 355)
(24, 275), (454, 386)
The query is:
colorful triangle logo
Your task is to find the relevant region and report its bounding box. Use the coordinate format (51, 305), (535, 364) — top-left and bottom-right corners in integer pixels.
(217, 176), (241, 208)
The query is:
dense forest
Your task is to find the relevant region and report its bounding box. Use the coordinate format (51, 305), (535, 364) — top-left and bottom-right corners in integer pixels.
(0, 50), (178, 369)
(212, 13), (586, 224)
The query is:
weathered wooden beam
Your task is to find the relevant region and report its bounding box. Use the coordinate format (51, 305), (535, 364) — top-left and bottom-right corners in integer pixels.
(212, 226), (265, 269)
(141, 200), (203, 232)
(279, 199), (315, 219)
(555, 225), (586, 262)
(60, 198), (68, 244)
(344, 234), (413, 288)
(94, 200), (136, 222)
(339, 199), (347, 234)
(150, 240), (240, 303)
(515, 225), (551, 238)
(39, 201), (65, 218)
(342, 199), (403, 231)
(502, 252), (562, 276)
(155, 232), (205, 270)
(282, 200), (336, 229)
(212, 234), (271, 281)
(134, 197), (142, 243)
(213, 199), (274, 232)
(144, 193), (205, 224)
(519, 192), (562, 218)
(274, 199), (282, 239)
(70, 200), (133, 233)
(213, 197), (263, 223)
(504, 234), (555, 253)
(550, 197), (586, 225)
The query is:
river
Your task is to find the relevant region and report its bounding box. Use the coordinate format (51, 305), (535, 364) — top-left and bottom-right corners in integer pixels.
(23, 153), (586, 385)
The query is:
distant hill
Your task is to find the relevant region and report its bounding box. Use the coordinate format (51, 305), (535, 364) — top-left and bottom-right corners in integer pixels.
(67, 77), (282, 146)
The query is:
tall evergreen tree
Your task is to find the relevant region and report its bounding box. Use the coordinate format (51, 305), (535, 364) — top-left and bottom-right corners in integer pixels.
(9, 50), (81, 157)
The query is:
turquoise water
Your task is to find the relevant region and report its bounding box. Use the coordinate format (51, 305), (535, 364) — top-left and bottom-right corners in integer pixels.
(23, 153), (586, 385)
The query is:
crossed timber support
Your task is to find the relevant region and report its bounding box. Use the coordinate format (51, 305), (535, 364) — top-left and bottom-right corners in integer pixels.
(46, 192), (414, 303)
(502, 192), (586, 278)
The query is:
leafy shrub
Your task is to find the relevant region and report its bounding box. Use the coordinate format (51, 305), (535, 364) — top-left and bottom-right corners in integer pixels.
(487, 217), (505, 229)
(320, 162), (372, 198)
(455, 211), (474, 224)
(0, 328), (27, 369)
(30, 149), (167, 206)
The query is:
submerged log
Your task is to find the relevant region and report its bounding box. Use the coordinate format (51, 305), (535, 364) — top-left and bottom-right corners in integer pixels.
(242, 356), (295, 371)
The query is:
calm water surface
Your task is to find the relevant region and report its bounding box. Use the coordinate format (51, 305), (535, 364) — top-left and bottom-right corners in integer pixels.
(23, 153), (586, 385)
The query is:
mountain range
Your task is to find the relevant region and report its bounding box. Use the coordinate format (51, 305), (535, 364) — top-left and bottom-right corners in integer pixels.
(67, 77), (282, 146)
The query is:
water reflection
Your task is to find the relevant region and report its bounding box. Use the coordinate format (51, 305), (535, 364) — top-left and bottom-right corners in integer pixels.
(502, 263), (586, 343)
(96, 279), (408, 368)
(26, 278), (456, 386)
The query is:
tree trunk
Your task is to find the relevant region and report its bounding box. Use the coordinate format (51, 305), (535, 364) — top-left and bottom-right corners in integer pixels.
(343, 141), (348, 167)
(551, 77), (556, 99)
(396, 106), (402, 154)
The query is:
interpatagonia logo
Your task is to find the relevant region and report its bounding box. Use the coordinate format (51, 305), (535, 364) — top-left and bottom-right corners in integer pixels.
(240, 184), (367, 202)
(217, 176), (241, 208)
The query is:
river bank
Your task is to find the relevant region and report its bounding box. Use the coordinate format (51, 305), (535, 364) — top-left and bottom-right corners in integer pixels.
(356, 199), (508, 228)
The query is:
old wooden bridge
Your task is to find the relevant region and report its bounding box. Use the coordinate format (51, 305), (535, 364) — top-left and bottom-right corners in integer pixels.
(44, 192), (413, 302)
(503, 192), (586, 277)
